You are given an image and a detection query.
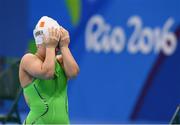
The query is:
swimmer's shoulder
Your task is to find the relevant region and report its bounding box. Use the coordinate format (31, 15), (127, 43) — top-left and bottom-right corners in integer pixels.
(19, 53), (37, 87)
(21, 53), (37, 60)
(20, 53), (39, 68)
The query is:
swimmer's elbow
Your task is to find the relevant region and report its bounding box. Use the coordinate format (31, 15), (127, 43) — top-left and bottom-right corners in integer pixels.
(43, 69), (55, 79)
(66, 65), (80, 78)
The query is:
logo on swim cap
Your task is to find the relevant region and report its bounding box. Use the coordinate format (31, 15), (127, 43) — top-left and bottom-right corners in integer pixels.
(33, 16), (60, 45)
(39, 21), (45, 27)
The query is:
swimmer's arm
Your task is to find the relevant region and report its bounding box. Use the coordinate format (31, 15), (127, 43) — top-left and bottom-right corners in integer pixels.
(57, 27), (79, 78)
(21, 48), (56, 79)
(58, 47), (79, 78)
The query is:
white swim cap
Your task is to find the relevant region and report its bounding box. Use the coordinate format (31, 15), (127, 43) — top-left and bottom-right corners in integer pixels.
(33, 16), (60, 45)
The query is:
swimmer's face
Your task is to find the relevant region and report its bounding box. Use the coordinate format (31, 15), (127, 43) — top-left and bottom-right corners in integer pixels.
(36, 44), (46, 56)
(37, 43), (60, 56)
(55, 42), (60, 54)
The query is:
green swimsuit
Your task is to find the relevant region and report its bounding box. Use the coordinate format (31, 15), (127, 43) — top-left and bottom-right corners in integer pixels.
(23, 61), (69, 124)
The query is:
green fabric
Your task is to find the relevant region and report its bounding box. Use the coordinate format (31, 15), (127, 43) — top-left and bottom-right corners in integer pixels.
(23, 60), (69, 124)
(28, 39), (37, 54)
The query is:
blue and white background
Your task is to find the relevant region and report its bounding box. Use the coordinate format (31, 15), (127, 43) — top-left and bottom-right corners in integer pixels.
(0, 0), (180, 123)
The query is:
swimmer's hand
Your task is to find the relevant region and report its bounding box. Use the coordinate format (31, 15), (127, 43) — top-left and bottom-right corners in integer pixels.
(43, 27), (61, 48)
(59, 27), (70, 48)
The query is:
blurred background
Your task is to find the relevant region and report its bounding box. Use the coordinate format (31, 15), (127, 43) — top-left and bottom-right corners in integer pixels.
(0, 0), (180, 124)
